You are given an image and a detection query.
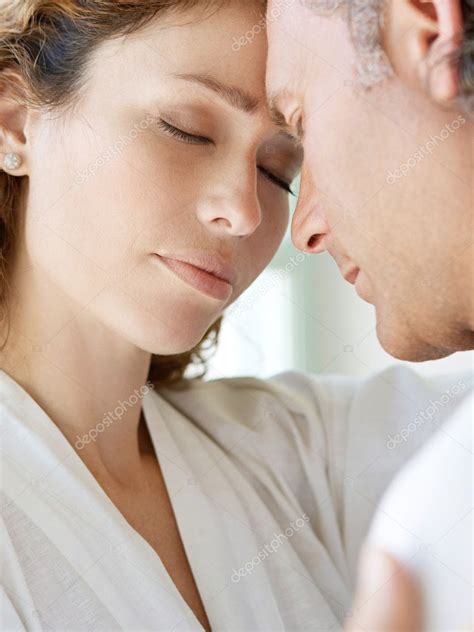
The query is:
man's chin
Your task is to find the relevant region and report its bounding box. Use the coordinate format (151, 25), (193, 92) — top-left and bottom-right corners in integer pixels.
(355, 271), (375, 305)
(375, 319), (454, 362)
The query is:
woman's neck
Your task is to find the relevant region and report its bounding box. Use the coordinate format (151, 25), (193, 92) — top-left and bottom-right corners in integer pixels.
(2, 289), (154, 486)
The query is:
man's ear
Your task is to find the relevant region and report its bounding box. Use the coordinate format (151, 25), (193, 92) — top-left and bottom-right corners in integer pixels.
(0, 70), (29, 176)
(383, 0), (463, 105)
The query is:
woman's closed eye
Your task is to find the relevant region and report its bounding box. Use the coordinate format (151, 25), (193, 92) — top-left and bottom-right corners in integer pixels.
(257, 166), (295, 195)
(158, 118), (212, 145)
(158, 118), (295, 195)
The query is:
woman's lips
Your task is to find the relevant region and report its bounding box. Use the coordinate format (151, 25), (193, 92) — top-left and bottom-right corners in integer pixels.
(154, 254), (234, 301)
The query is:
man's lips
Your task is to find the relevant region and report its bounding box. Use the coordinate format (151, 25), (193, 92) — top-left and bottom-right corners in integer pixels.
(326, 244), (360, 286)
(152, 253), (236, 301)
(343, 266), (360, 285)
(326, 244), (372, 302)
(341, 264), (373, 304)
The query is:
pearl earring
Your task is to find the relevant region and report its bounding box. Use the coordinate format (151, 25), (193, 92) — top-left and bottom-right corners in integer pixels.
(3, 153), (22, 171)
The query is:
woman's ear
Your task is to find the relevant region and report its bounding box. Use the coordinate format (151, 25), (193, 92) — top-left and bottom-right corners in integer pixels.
(383, 0), (463, 106)
(0, 70), (29, 176)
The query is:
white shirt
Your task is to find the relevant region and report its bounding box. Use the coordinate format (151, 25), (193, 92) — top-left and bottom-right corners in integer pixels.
(367, 390), (473, 630)
(0, 366), (471, 631)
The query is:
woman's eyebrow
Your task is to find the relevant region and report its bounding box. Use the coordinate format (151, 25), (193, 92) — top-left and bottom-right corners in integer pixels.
(172, 72), (262, 114)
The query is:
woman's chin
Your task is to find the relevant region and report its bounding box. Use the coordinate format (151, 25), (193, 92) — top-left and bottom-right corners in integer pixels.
(124, 324), (210, 357)
(147, 335), (207, 357)
(94, 292), (221, 357)
(139, 320), (215, 357)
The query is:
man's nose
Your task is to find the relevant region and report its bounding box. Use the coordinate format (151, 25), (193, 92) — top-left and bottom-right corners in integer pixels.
(291, 164), (330, 253)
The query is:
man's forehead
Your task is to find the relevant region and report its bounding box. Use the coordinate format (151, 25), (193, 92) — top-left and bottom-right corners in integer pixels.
(265, 37), (304, 122)
(275, 0), (347, 18)
(266, 84), (293, 104)
(299, 0), (346, 12)
(266, 0), (343, 49)
(264, 0), (342, 114)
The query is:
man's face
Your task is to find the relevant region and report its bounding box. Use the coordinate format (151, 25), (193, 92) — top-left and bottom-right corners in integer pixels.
(266, 1), (473, 361)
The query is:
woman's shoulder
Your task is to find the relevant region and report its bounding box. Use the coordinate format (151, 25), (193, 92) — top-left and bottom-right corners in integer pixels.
(158, 369), (343, 430)
(155, 371), (338, 459)
(156, 364), (472, 446)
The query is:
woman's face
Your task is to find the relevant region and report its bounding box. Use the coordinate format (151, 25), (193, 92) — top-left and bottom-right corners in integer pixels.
(20, 3), (301, 354)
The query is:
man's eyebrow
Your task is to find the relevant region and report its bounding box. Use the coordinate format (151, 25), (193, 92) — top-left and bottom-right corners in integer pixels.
(173, 73), (262, 114)
(267, 91), (291, 128)
(268, 101), (288, 129)
(268, 96), (303, 143)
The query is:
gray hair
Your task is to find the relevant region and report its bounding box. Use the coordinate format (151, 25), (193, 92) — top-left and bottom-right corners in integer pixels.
(302, 0), (474, 112)
(300, 0), (393, 88)
(459, 0), (474, 111)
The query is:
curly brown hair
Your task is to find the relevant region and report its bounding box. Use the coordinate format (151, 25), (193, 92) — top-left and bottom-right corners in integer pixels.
(0, 0), (267, 385)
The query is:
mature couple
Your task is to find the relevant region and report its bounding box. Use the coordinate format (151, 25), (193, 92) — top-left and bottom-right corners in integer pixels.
(0, 1), (472, 631)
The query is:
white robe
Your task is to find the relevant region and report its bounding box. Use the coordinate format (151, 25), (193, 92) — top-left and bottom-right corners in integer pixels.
(1, 366), (471, 631)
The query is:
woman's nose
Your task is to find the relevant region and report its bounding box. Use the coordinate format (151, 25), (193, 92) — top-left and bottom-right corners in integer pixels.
(291, 165), (329, 254)
(196, 176), (262, 238)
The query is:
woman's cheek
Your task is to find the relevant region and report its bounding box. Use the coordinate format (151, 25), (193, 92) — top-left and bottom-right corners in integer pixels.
(263, 194), (290, 249)
(254, 199), (290, 269)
